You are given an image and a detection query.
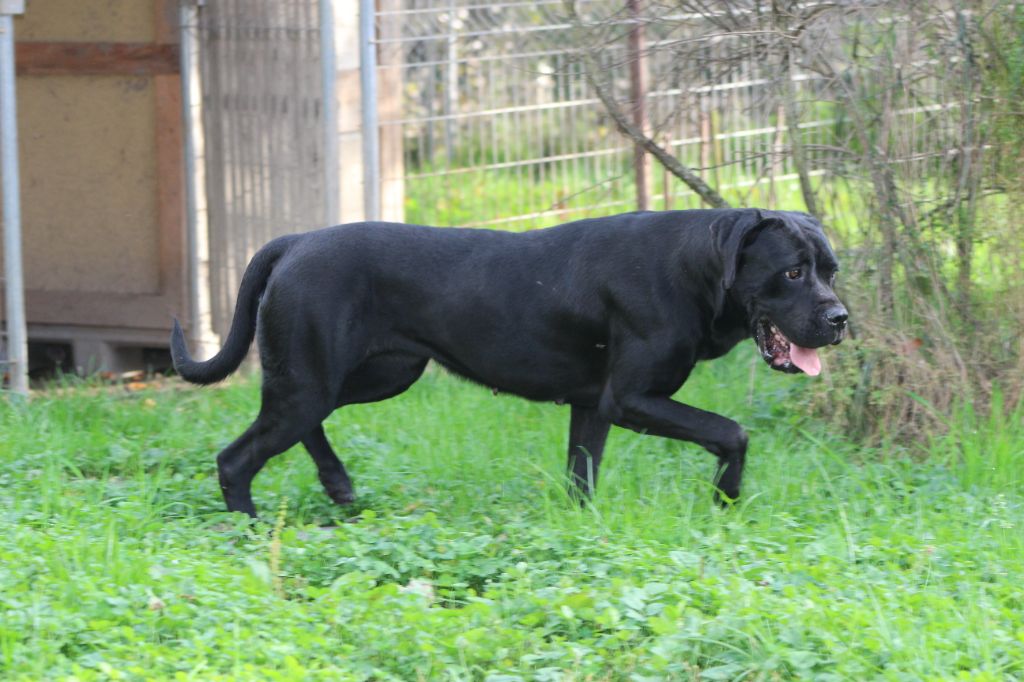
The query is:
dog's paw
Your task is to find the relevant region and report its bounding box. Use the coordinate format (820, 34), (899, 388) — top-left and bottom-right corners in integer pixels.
(713, 488), (739, 508)
(326, 487), (356, 506)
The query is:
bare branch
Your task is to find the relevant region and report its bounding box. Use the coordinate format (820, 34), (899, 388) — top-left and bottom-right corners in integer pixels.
(564, 0), (731, 208)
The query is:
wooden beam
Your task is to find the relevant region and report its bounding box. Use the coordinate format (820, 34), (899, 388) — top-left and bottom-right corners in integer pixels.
(27, 290), (181, 330)
(153, 0), (186, 313)
(16, 42), (180, 77)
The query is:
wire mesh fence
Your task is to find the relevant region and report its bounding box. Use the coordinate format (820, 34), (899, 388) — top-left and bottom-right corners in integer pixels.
(188, 0), (973, 341)
(377, 0), (825, 230)
(188, 0), (973, 232)
(379, 0), (639, 230)
(376, 0), (967, 230)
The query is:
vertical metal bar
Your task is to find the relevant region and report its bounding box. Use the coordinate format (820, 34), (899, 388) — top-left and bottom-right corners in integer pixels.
(0, 8), (28, 395)
(179, 0), (219, 357)
(196, 0), (227, 338)
(179, 2), (199, 340)
(226, 0), (245, 290)
(359, 0), (380, 221)
(443, 0), (457, 167)
(252, 0), (269, 243)
(271, 0), (287, 236)
(237, 2), (254, 242)
(627, 0), (650, 211)
(282, 0), (300, 231)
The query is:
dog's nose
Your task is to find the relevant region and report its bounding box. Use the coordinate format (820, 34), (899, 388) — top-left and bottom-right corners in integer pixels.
(825, 306), (848, 329)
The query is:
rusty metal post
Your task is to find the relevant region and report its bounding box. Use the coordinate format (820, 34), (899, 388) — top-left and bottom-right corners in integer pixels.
(627, 0), (650, 210)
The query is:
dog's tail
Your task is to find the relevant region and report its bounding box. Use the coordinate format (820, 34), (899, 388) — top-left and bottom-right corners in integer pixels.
(170, 235), (297, 385)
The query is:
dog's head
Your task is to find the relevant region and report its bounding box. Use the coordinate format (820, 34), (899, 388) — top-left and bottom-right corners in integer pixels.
(713, 210), (848, 375)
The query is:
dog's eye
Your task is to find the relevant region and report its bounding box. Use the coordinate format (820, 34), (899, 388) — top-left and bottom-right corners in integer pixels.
(785, 268), (802, 280)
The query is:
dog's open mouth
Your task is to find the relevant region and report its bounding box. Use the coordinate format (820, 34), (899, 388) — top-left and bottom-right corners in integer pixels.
(754, 318), (821, 376)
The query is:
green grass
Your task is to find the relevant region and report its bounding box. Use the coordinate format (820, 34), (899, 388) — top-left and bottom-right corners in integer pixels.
(1, 346), (1022, 680)
(402, 164), (839, 232)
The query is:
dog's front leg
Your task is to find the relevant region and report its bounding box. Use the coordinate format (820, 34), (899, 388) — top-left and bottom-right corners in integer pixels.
(604, 391), (748, 505)
(566, 405), (612, 503)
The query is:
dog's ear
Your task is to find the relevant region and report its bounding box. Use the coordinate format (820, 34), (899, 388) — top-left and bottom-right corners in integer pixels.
(711, 210), (777, 290)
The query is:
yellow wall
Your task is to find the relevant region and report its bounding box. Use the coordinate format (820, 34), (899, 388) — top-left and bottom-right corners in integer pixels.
(13, 1), (164, 296)
(15, 1), (155, 42)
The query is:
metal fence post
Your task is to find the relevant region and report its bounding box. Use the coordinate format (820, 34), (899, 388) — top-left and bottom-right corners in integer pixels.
(359, 0), (380, 221)
(179, 0), (219, 359)
(319, 0), (340, 226)
(627, 0), (651, 211)
(0, 0), (27, 395)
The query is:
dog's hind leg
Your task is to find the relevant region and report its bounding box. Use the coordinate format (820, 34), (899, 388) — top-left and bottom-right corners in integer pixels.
(217, 357), (342, 517)
(300, 353), (428, 506)
(302, 425), (355, 506)
(566, 405), (611, 503)
(216, 398), (330, 517)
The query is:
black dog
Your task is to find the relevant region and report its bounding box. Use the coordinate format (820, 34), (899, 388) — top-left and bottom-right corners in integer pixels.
(171, 209), (847, 517)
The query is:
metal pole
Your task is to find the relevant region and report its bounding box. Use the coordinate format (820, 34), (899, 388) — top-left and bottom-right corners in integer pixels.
(359, 0), (380, 221)
(319, 0), (339, 226)
(179, 0), (218, 358)
(627, 0), (650, 211)
(443, 0), (456, 166)
(0, 2), (28, 395)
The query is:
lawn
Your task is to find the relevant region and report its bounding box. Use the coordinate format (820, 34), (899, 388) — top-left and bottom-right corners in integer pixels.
(1, 345), (1022, 680)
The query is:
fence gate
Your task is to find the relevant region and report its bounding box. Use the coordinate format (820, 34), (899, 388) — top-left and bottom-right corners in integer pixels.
(194, 0), (328, 341)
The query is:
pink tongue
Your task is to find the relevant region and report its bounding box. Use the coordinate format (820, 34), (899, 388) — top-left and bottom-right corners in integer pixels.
(790, 344), (821, 376)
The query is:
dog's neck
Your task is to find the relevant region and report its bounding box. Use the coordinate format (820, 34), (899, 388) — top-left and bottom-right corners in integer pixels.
(699, 296), (749, 360)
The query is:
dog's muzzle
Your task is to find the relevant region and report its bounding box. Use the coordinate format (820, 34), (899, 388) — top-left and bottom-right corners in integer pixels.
(753, 313), (846, 376)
